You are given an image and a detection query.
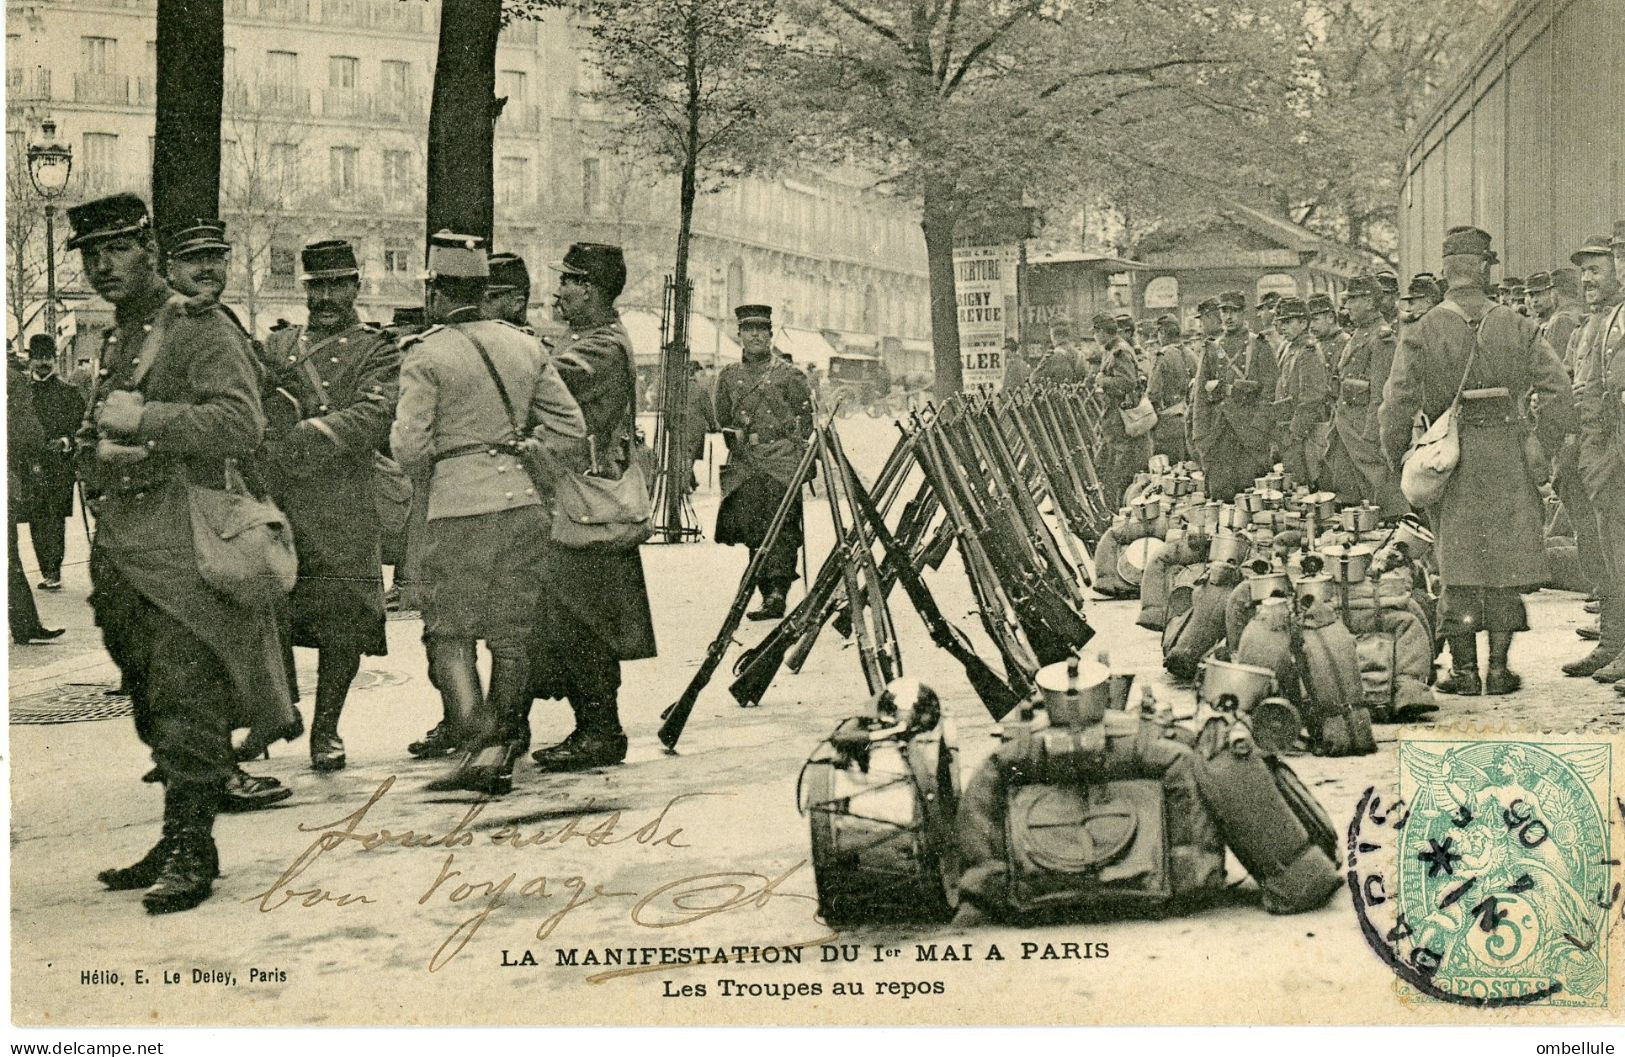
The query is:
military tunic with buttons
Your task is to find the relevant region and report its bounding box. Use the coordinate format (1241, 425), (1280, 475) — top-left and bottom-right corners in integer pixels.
(260, 315), (399, 655)
(711, 355), (814, 587)
(1191, 330), (1277, 500)
(1323, 320), (1406, 516)
(1272, 332), (1332, 486)
(81, 286), (298, 785)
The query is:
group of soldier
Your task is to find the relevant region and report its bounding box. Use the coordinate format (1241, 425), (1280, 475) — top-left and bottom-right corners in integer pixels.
(1000, 222), (1625, 702)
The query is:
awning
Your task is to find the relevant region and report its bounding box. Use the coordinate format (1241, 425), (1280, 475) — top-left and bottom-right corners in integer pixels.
(774, 326), (840, 370)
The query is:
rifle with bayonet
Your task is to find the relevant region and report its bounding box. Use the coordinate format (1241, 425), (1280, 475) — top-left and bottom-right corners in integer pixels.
(811, 417), (896, 692)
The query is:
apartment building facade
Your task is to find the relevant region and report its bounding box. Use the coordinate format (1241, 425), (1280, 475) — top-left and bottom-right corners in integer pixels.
(6, 0), (932, 366)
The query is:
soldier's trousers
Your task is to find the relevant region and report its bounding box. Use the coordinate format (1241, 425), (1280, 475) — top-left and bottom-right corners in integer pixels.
(1589, 483), (1625, 606)
(1101, 435), (1154, 510)
(1437, 586), (1529, 636)
(1553, 441), (1603, 596)
(92, 558), (235, 789)
(717, 476), (803, 591)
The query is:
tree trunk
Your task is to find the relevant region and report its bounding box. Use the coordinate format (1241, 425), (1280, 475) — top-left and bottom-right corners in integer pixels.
(921, 176), (963, 397)
(152, 0), (224, 234)
(426, 0), (503, 245)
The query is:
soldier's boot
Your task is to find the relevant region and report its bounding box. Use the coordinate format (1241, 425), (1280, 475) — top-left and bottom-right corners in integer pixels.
(1578, 621), (1601, 641)
(1563, 596), (1623, 676)
(425, 641), (513, 796)
(408, 722), (462, 759)
(746, 585), (788, 622)
(218, 769), (292, 813)
(309, 649), (359, 772)
(1484, 632), (1522, 696)
(532, 702), (627, 773)
(98, 836), (174, 891)
(1436, 635), (1482, 696)
(531, 699), (589, 765)
(143, 785), (220, 915)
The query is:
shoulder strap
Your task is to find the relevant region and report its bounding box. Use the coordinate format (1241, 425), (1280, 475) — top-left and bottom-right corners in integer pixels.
(1433, 299), (1488, 402)
(124, 295), (186, 392)
(455, 326), (524, 441)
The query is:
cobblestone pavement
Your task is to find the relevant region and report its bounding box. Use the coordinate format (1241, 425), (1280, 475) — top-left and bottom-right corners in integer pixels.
(10, 417), (1622, 1026)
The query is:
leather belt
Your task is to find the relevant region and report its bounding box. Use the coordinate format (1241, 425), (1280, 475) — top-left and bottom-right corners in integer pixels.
(432, 442), (516, 465)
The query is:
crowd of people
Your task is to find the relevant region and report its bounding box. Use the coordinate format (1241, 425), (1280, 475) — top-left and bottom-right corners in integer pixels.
(1002, 223), (1625, 698)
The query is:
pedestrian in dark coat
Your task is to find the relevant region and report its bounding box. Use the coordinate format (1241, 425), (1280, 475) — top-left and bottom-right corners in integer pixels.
(393, 233), (587, 794)
(259, 239), (400, 771)
(711, 303), (815, 620)
(22, 335), (84, 589)
(9, 358), (61, 643)
(72, 194), (298, 914)
(1192, 291), (1277, 500)
(1379, 227), (1574, 697)
(526, 242), (658, 773)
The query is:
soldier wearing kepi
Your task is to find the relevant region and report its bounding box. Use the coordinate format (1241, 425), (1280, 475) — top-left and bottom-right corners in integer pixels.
(1147, 315), (1192, 463)
(525, 243), (657, 772)
(393, 233), (586, 794)
(482, 253), (532, 328)
(72, 194), (298, 913)
(1564, 230), (1625, 684)
(711, 303), (815, 621)
(1270, 296), (1331, 487)
(1380, 226), (1573, 696)
(1091, 313), (1153, 505)
(1324, 276), (1406, 516)
(160, 219), (232, 312)
(1191, 290), (1277, 500)
(257, 239), (399, 772)
(1398, 273), (1442, 325)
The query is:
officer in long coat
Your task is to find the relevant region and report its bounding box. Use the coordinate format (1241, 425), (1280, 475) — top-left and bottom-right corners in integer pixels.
(1563, 230), (1625, 685)
(72, 194), (298, 914)
(1324, 276), (1406, 516)
(1270, 297), (1331, 486)
(24, 334), (84, 590)
(711, 303), (815, 621)
(259, 239), (399, 771)
(393, 233), (587, 794)
(1379, 226), (1573, 697)
(1192, 290), (1277, 500)
(525, 242), (658, 772)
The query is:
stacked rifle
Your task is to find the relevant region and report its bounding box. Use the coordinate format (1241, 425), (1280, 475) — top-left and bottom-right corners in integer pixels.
(659, 383), (1109, 751)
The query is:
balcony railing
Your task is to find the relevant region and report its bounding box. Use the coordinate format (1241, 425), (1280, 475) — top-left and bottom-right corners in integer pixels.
(367, 0), (424, 31)
(497, 103), (544, 134)
(6, 68), (52, 102)
(258, 83), (311, 114)
(322, 87), (371, 119)
(373, 89), (426, 125)
(224, 0), (427, 31)
(74, 72), (131, 105)
(135, 75), (155, 106)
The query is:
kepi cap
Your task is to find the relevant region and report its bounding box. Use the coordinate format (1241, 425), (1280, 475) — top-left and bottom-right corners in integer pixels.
(1402, 273), (1440, 301)
(1090, 312), (1118, 333)
(1306, 293), (1336, 316)
(487, 252), (530, 293)
(557, 242), (626, 299)
(734, 304), (773, 327)
(161, 218), (229, 259)
(1217, 290), (1247, 310)
(1444, 225), (1498, 263)
(1273, 297), (1307, 322)
(301, 238), (361, 281)
(1195, 297), (1220, 316)
(1345, 274), (1382, 298)
(423, 231), (488, 281)
(1572, 233), (1614, 265)
(66, 193), (151, 250)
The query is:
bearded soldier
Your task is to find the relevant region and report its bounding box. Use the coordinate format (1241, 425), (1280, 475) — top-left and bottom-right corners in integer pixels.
(73, 194), (298, 913)
(1192, 290), (1277, 500)
(711, 303), (815, 621)
(1563, 230), (1625, 685)
(1380, 226), (1573, 697)
(258, 240), (399, 772)
(1270, 297), (1331, 487)
(1323, 276), (1406, 516)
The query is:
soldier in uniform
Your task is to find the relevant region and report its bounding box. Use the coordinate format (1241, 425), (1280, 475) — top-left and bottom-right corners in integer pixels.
(1270, 297), (1331, 487)
(524, 242), (657, 772)
(482, 253), (532, 328)
(257, 239), (399, 772)
(1380, 226), (1573, 696)
(1563, 231), (1625, 684)
(24, 334), (84, 591)
(392, 233), (586, 793)
(1398, 273), (1442, 325)
(711, 303), (815, 621)
(1000, 336), (1031, 391)
(160, 219), (232, 311)
(73, 194), (298, 913)
(1323, 276), (1406, 516)
(1307, 292), (1344, 349)
(1191, 291), (1276, 500)
(1147, 315), (1192, 463)
(1373, 271), (1401, 325)
(1032, 320), (1088, 385)
(1091, 313), (1152, 506)
(1255, 291), (1283, 362)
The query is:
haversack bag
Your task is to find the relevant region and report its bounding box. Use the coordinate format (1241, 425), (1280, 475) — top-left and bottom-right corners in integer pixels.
(1399, 305), (1484, 508)
(188, 461), (299, 608)
(1120, 394), (1159, 438)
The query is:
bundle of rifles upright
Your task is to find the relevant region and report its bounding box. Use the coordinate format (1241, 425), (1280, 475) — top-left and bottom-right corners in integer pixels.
(659, 383), (1115, 751)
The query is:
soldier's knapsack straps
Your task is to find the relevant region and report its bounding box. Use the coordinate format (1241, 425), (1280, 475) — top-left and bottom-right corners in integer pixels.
(455, 327), (525, 443)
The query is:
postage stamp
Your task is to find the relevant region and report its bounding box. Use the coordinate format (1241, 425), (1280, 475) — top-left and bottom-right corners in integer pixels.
(1347, 730), (1620, 1011)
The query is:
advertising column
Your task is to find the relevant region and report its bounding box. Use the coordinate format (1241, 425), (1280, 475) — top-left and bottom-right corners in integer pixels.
(954, 244), (1018, 391)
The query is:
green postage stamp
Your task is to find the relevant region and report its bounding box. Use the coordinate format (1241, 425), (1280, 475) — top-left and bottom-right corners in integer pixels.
(1388, 732), (1616, 1007)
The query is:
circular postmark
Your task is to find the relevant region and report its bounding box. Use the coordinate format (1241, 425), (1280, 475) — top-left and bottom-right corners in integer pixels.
(1347, 737), (1616, 1008)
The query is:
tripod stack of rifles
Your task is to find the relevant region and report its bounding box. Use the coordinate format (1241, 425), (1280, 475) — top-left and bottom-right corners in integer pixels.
(659, 383), (1114, 751)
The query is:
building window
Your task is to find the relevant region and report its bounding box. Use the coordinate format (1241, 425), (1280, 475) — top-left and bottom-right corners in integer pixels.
(270, 141), (300, 187)
(581, 157), (603, 216)
(268, 242), (298, 289)
(498, 155), (531, 206)
(382, 150), (412, 195)
(81, 36), (116, 74)
(81, 132), (118, 188)
(1143, 275), (1180, 310)
(497, 69), (527, 104)
(267, 51), (298, 85)
(380, 60), (410, 96)
(329, 146), (358, 195)
(382, 246), (413, 277)
(328, 55), (359, 89)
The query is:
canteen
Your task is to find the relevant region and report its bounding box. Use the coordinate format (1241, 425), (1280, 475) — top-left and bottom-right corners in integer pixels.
(1337, 504), (1381, 534)
(1297, 490), (1340, 522)
(1389, 514), (1435, 560)
(1168, 474), (1196, 497)
(1197, 658), (1277, 714)
(1320, 542), (1375, 583)
(1034, 654), (1112, 727)
(1292, 573), (1337, 609)
(1209, 530), (1251, 564)
(1186, 501), (1222, 535)
(1245, 697), (1303, 757)
(1218, 504), (1251, 531)
(1148, 455), (1172, 475)
(1246, 564), (1293, 603)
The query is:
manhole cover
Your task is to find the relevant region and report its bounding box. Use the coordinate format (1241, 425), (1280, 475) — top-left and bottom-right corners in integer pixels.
(10, 683), (134, 724)
(290, 666), (408, 693)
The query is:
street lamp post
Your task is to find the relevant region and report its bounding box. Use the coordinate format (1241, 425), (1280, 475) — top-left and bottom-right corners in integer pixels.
(26, 120), (73, 369)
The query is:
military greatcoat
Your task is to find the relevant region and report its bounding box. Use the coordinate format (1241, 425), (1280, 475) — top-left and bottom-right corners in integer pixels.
(711, 354), (814, 585)
(81, 286), (298, 783)
(1324, 320), (1406, 516)
(260, 315), (399, 655)
(1379, 292), (1573, 589)
(1272, 332), (1332, 486)
(1191, 330), (1277, 500)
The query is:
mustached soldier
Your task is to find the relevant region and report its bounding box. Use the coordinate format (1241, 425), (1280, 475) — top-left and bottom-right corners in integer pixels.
(711, 304), (814, 621)
(1191, 290), (1277, 500)
(256, 239), (400, 771)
